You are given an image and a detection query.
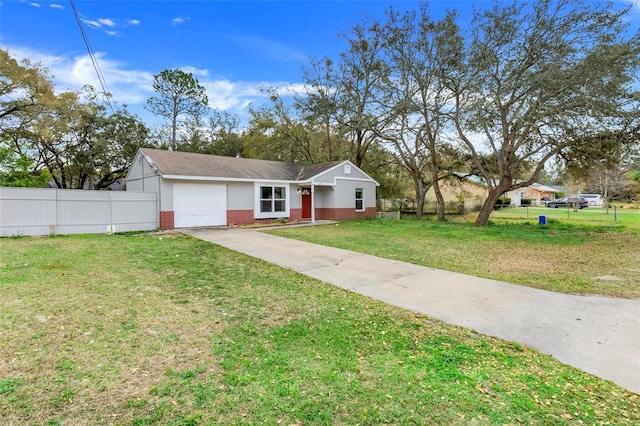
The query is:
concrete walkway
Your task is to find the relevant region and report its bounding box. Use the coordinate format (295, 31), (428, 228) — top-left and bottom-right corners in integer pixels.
(182, 227), (640, 394)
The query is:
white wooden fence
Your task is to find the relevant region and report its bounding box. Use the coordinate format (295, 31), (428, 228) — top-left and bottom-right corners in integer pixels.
(0, 187), (157, 237)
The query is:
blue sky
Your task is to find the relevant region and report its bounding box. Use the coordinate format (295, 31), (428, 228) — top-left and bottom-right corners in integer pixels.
(1, 0), (639, 127)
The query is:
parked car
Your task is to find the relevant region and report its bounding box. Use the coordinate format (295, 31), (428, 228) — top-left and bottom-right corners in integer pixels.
(580, 194), (605, 207)
(546, 197), (589, 209)
(540, 196), (551, 205)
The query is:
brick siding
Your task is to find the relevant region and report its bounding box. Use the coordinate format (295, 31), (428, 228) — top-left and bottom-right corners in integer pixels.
(226, 209), (255, 226)
(289, 208), (303, 221)
(159, 211), (174, 230)
(170, 207), (375, 229)
(316, 207), (376, 221)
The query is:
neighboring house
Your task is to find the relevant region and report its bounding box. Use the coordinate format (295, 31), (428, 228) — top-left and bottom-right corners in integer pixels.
(424, 173), (558, 207)
(425, 173), (488, 206)
(125, 148), (379, 230)
(505, 183), (559, 206)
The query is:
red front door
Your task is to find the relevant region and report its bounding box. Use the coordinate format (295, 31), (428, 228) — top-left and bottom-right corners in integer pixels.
(302, 190), (311, 219)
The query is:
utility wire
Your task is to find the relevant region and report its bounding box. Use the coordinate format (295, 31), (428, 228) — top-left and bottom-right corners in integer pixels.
(69, 0), (116, 113)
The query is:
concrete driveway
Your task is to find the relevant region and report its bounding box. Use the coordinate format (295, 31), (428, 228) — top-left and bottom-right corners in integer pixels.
(182, 226), (640, 394)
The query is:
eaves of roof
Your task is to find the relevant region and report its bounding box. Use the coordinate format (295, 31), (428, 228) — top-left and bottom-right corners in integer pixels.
(139, 148), (347, 182)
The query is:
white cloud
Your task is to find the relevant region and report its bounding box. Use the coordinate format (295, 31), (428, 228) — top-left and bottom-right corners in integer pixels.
(81, 18), (102, 29)
(80, 16), (139, 36)
(50, 4), (64, 10)
(69, 53), (155, 104)
(201, 79), (303, 113)
(1, 45), (301, 127)
(202, 80), (260, 110)
(171, 17), (189, 26)
(98, 18), (116, 27)
(180, 66), (209, 77)
(82, 18), (117, 29)
(4, 45), (154, 105)
(27, 2), (40, 7)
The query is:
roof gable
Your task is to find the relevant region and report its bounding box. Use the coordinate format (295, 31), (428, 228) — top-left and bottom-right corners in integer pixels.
(310, 160), (380, 186)
(530, 183), (560, 193)
(138, 148), (355, 182)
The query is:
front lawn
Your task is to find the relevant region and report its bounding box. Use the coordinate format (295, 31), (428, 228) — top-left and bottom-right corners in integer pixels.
(1, 234), (638, 424)
(269, 217), (640, 298)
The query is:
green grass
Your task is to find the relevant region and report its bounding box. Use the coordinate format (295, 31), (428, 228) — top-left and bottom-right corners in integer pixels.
(269, 213), (640, 298)
(1, 234), (638, 424)
(491, 205), (640, 230)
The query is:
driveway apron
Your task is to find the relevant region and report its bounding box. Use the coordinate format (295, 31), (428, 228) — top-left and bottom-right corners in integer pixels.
(182, 227), (640, 394)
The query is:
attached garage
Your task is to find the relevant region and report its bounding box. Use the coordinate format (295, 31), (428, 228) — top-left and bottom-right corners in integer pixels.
(126, 149), (379, 230)
(173, 183), (227, 227)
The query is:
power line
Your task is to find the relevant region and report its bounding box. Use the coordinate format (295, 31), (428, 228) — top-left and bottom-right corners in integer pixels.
(69, 0), (115, 114)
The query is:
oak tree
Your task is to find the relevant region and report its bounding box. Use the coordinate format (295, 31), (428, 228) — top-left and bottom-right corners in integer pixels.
(449, 0), (640, 224)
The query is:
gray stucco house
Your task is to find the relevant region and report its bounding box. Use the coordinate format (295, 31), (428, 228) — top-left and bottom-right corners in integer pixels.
(125, 148), (379, 230)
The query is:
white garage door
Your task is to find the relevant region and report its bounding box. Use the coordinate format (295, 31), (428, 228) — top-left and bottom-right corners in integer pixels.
(173, 183), (227, 227)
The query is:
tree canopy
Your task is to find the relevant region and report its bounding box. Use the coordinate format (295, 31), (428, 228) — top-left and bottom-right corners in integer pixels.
(447, 0), (640, 223)
(145, 69), (209, 151)
(0, 49), (150, 189)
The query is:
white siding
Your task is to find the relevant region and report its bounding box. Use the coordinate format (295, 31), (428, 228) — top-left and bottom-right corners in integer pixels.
(315, 187), (334, 208)
(334, 180), (377, 209)
(226, 182), (254, 210)
(314, 162), (371, 184)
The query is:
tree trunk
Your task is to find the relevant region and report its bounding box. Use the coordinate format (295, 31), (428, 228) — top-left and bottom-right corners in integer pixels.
(325, 116), (332, 161)
(171, 113), (178, 151)
(355, 131), (364, 168)
(88, 154), (95, 190)
(429, 153), (445, 221)
(475, 182), (511, 225)
(412, 173), (426, 220)
(353, 130), (370, 168)
(433, 178), (445, 221)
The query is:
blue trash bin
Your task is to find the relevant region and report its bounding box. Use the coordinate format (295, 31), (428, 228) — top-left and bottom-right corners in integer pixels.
(539, 215), (547, 225)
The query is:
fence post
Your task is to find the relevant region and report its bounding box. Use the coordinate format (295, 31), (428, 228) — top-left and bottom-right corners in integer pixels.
(109, 192), (114, 233)
(54, 189), (59, 235)
(49, 188), (59, 235)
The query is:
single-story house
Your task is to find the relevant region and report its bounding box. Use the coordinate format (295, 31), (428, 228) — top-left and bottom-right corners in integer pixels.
(125, 148), (379, 229)
(505, 183), (559, 206)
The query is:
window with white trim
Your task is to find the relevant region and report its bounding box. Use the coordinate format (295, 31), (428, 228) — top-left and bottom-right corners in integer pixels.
(260, 185), (287, 213)
(355, 188), (364, 211)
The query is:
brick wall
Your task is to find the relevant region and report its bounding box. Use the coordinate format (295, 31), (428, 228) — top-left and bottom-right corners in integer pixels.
(226, 209), (254, 226)
(159, 211), (174, 230)
(289, 208), (303, 221)
(228, 209), (310, 225)
(168, 207), (375, 229)
(316, 207), (376, 221)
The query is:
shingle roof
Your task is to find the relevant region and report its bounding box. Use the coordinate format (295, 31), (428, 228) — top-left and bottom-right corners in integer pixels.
(140, 148), (344, 181)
